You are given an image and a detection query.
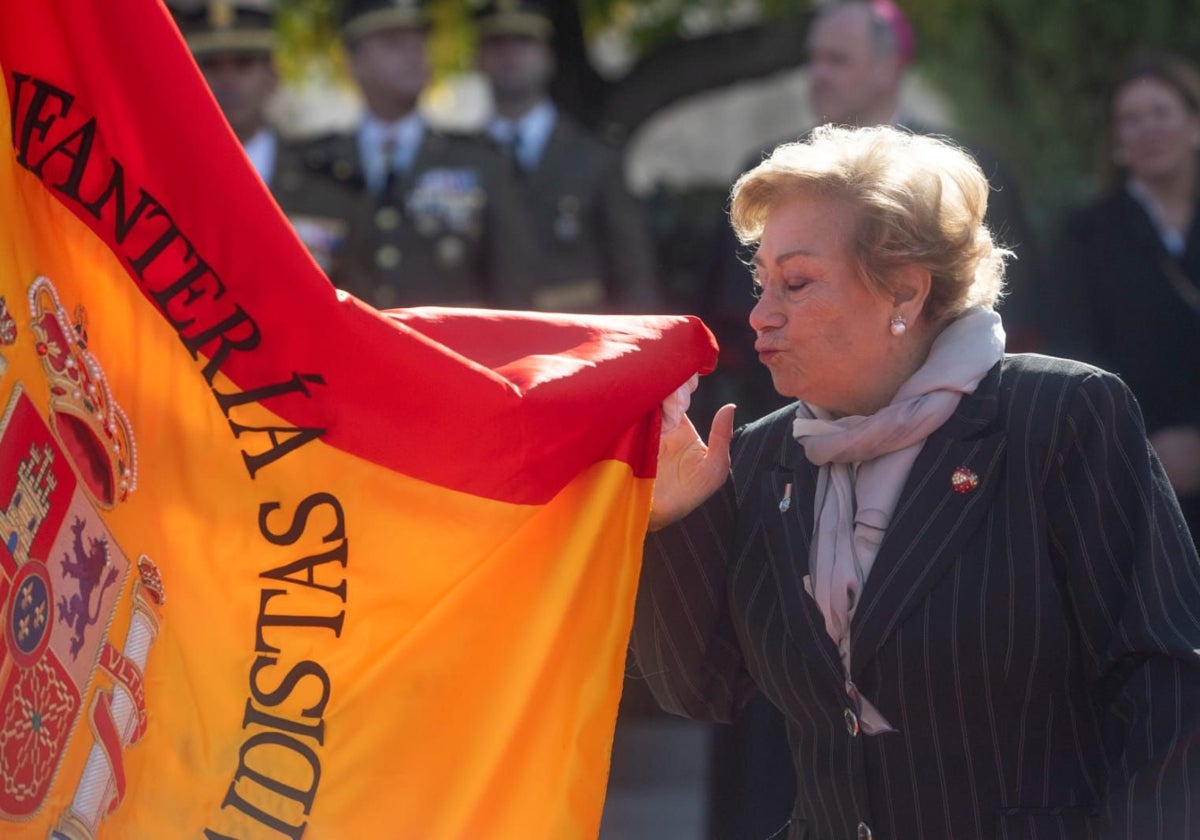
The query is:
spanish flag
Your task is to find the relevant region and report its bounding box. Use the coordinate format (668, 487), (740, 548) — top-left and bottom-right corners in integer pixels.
(0, 2), (715, 837)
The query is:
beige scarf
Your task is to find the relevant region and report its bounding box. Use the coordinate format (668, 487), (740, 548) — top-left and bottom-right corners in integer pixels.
(792, 307), (1006, 733)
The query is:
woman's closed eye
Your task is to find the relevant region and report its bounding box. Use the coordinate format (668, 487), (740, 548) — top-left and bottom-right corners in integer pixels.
(752, 271), (812, 298)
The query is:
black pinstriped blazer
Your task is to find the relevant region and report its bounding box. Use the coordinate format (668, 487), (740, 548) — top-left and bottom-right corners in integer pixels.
(632, 354), (1200, 840)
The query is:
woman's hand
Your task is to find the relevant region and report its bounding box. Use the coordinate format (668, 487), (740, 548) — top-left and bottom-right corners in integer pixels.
(1150, 425), (1200, 496)
(649, 403), (736, 531)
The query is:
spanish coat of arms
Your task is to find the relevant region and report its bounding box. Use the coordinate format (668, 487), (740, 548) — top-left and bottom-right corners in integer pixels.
(0, 277), (164, 839)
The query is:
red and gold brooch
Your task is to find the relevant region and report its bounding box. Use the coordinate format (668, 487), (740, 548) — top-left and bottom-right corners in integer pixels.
(951, 466), (979, 494)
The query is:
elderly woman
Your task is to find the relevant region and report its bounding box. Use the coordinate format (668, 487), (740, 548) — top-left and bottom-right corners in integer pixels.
(637, 125), (1200, 839)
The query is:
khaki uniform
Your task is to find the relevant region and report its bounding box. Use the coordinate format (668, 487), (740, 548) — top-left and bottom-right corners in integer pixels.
(294, 128), (537, 310)
(515, 115), (660, 313)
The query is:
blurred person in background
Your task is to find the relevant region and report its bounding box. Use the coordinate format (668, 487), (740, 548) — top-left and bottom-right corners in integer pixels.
(475, 0), (660, 313)
(805, 0), (912, 127)
(1051, 52), (1200, 544)
(170, 0), (353, 279)
(296, 0), (536, 309)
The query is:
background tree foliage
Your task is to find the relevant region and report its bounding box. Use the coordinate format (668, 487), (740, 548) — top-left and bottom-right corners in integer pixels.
(908, 0), (1200, 225)
(273, 0), (1200, 227)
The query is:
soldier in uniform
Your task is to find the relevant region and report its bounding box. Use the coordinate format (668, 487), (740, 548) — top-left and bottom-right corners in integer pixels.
(169, 0), (352, 280)
(475, 0), (661, 313)
(295, 0), (537, 310)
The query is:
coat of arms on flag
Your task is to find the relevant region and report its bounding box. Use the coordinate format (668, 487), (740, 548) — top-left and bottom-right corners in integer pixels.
(0, 277), (164, 836)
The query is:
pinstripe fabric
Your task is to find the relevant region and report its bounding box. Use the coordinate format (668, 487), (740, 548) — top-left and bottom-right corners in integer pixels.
(631, 354), (1200, 840)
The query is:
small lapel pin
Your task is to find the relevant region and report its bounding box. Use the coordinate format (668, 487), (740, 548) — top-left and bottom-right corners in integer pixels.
(779, 482), (793, 513)
(951, 466), (979, 494)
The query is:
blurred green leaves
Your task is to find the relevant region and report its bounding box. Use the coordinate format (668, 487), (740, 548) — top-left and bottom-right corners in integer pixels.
(908, 0), (1200, 216)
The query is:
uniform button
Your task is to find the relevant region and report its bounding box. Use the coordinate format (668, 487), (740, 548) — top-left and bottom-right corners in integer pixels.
(844, 707), (860, 736)
(373, 285), (398, 310)
(435, 235), (466, 267)
(856, 821), (873, 840)
(375, 245), (401, 269)
(374, 206), (401, 231)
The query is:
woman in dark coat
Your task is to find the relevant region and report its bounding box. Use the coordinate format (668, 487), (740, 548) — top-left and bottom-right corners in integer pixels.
(1053, 52), (1200, 541)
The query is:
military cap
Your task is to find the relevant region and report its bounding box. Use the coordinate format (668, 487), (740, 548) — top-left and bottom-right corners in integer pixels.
(168, 0), (277, 58)
(340, 0), (431, 43)
(474, 0), (553, 41)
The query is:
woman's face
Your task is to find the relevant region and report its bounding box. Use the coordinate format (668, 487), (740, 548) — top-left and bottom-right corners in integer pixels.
(1113, 76), (1200, 182)
(749, 194), (898, 416)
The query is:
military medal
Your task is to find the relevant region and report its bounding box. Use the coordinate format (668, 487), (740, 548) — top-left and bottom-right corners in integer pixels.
(374, 206), (401, 232)
(436, 236), (466, 268)
(375, 244), (401, 270)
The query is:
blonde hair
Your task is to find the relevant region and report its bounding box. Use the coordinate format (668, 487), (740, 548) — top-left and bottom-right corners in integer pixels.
(730, 124), (1009, 325)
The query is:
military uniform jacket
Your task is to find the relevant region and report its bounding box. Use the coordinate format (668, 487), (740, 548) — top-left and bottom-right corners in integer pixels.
(632, 354), (1200, 840)
(518, 114), (659, 312)
(268, 134), (354, 286)
(297, 127), (537, 310)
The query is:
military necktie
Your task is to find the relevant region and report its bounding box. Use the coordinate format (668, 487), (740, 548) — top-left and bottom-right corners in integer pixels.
(498, 124), (526, 176)
(380, 129), (400, 197)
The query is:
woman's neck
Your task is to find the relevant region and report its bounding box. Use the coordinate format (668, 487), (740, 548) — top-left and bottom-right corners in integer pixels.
(1131, 158), (1198, 234)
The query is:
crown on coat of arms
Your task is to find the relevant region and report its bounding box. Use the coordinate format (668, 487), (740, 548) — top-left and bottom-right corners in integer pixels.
(28, 277), (137, 509)
(138, 555), (166, 606)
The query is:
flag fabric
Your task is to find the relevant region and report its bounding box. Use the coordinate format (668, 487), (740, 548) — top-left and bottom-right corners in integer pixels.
(0, 2), (716, 837)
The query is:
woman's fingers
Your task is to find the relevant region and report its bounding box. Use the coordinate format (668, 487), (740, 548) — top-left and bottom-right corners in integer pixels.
(661, 373), (701, 435)
(706, 403), (737, 466)
(649, 405), (737, 531)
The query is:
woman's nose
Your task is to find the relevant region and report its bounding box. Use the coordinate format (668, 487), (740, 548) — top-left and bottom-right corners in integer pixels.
(749, 291), (783, 332)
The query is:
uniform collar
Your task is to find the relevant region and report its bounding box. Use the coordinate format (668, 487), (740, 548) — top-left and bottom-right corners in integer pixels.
(359, 112), (426, 193)
(488, 100), (556, 171)
(242, 127), (277, 185)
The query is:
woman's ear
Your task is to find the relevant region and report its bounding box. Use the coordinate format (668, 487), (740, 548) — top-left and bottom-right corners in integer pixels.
(891, 264), (932, 322)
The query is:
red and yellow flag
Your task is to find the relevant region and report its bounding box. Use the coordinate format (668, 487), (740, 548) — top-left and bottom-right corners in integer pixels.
(0, 2), (715, 837)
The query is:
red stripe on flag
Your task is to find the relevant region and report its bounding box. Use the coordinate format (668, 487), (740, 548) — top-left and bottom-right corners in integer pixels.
(0, 2), (717, 504)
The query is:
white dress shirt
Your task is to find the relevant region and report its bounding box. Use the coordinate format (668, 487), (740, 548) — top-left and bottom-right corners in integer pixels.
(487, 100), (556, 173)
(358, 112), (425, 196)
(243, 128), (277, 186)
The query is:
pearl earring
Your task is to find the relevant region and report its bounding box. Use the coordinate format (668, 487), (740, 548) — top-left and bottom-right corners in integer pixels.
(889, 313), (907, 336)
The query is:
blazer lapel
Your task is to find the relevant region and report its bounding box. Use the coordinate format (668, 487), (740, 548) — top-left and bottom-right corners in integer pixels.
(756, 429), (844, 680)
(849, 362), (1007, 681)
(394, 129), (434, 193)
(526, 117), (567, 185)
(308, 133), (368, 192)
